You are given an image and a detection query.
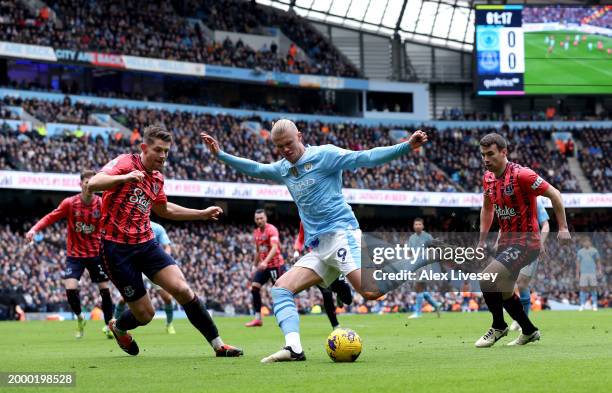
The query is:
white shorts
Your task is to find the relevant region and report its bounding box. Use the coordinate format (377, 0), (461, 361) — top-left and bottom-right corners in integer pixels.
(295, 229), (361, 287)
(519, 258), (539, 279)
(579, 273), (597, 287)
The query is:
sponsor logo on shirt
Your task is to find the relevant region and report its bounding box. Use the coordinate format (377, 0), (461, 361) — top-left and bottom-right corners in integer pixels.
(128, 187), (151, 213)
(494, 204), (516, 220)
(531, 177), (544, 190)
(75, 221), (96, 234)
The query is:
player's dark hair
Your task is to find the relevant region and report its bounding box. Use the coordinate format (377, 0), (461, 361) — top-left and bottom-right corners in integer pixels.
(480, 133), (507, 150)
(254, 209), (266, 216)
(80, 169), (95, 180)
(143, 125), (173, 144)
(414, 217), (424, 224)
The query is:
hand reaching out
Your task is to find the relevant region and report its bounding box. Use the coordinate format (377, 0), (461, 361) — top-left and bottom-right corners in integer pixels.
(200, 133), (220, 155)
(408, 130), (428, 149)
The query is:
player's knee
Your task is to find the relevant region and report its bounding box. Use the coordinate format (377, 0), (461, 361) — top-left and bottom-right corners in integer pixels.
(170, 284), (193, 304)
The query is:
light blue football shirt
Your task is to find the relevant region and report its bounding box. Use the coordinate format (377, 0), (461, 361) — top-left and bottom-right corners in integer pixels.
(151, 221), (171, 246)
(577, 247), (599, 274)
(218, 143), (410, 246)
(408, 231), (433, 249)
(536, 198), (549, 226)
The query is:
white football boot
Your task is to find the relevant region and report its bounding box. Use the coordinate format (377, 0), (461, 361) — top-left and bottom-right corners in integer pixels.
(475, 327), (509, 348)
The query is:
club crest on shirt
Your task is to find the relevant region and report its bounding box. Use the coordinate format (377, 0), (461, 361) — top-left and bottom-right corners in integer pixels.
(74, 210), (81, 217)
(290, 167), (299, 177)
(304, 162), (313, 171)
(92, 209), (101, 218)
(504, 184), (514, 196)
(152, 183), (160, 194)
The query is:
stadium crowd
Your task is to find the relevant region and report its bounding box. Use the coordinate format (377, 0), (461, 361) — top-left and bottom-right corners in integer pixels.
(1, 215), (609, 318)
(576, 128), (611, 193)
(0, 0), (358, 78)
(1, 96), (601, 192)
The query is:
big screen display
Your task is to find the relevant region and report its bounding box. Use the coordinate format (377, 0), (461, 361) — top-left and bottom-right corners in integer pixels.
(475, 5), (612, 95)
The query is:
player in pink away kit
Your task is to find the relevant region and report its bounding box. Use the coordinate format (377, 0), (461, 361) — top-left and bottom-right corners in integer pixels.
(475, 133), (571, 348)
(26, 170), (114, 339)
(88, 125), (242, 357)
(245, 209), (287, 327)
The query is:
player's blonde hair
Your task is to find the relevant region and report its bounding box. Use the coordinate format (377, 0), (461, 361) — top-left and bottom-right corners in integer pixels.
(271, 119), (298, 138)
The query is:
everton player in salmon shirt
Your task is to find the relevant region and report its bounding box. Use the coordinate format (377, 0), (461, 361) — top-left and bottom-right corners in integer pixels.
(88, 125), (242, 357)
(475, 133), (571, 348)
(26, 170), (114, 339)
(245, 209), (286, 327)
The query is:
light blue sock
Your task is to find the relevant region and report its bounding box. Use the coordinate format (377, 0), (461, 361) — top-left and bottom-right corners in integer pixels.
(519, 288), (531, 316)
(591, 290), (598, 308)
(579, 291), (587, 306)
(271, 287), (299, 334)
(415, 293), (424, 315)
(423, 292), (439, 309)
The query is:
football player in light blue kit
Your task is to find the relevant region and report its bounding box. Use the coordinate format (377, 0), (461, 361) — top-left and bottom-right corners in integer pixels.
(509, 197), (550, 331)
(407, 218), (441, 319)
(114, 221), (177, 334)
(201, 120), (428, 362)
(576, 236), (602, 311)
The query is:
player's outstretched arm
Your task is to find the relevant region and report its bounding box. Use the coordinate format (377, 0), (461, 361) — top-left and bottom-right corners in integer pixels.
(152, 201), (223, 222)
(26, 199), (70, 242)
(326, 130), (427, 170)
(542, 186), (571, 244)
(200, 133), (281, 181)
(88, 170), (145, 192)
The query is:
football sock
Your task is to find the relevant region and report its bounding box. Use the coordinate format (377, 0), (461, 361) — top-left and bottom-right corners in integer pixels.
(415, 292), (424, 315)
(251, 287), (262, 319)
(115, 310), (143, 333)
(503, 294), (537, 335)
(579, 290), (587, 306)
(482, 291), (507, 330)
(99, 288), (114, 324)
(519, 288), (531, 316)
(164, 302), (174, 324)
(66, 289), (82, 317)
(182, 295), (220, 346)
(114, 301), (126, 319)
(321, 288), (339, 328)
(591, 290), (598, 308)
(271, 287), (302, 353)
(423, 291), (439, 309)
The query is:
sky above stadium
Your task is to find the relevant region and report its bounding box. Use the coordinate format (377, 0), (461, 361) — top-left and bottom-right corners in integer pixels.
(255, 0), (475, 50)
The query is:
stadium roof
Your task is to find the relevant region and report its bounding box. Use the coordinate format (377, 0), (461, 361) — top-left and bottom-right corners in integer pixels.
(255, 0), (476, 51)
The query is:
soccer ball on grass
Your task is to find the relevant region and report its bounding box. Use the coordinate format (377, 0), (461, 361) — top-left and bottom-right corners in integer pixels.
(326, 328), (362, 362)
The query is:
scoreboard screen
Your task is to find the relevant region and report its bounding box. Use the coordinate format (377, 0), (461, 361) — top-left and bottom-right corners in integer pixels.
(475, 5), (612, 95)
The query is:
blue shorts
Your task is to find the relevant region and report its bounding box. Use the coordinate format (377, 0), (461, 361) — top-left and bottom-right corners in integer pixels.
(101, 239), (176, 302)
(252, 265), (287, 286)
(64, 256), (109, 283)
(494, 245), (540, 279)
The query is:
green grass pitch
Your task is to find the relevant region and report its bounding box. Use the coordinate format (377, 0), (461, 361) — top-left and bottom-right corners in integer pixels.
(0, 311), (611, 393)
(524, 30), (612, 94)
